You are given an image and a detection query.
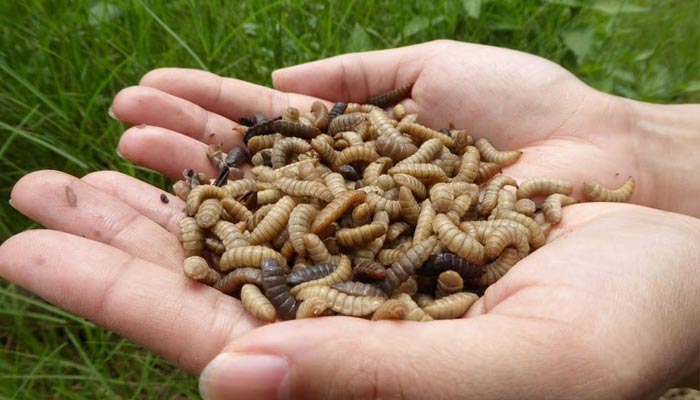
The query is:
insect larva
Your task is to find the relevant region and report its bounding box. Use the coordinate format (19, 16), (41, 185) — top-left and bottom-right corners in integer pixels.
(255, 188), (284, 205)
(242, 120), (276, 145)
(516, 177), (574, 200)
(376, 174), (396, 191)
(194, 198), (223, 228)
(246, 203), (274, 232)
(185, 185), (230, 216)
(205, 237), (226, 255)
(394, 276), (418, 296)
(452, 130), (473, 155)
(395, 293), (433, 322)
(494, 189), (516, 214)
(246, 133), (278, 154)
(399, 122), (454, 148)
(287, 263), (337, 286)
(219, 246), (287, 271)
(475, 138), (522, 166)
(451, 146), (480, 183)
(422, 292), (478, 319)
(309, 101), (330, 130)
(475, 162), (503, 184)
(435, 270), (464, 299)
(392, 103), (407, 120)
(213, 267), (262, 295)
(282, 107), (300, 121)
(289, 255), (352, 296)
(433, 214), (486, 265)
(211, 220), (249, 250)
(366, 192), (402, 220)
(333, 145), (379, 170)
(271, 137), (312, 169)
(386, 221), (411, 242)
(295, 285), (385, 317)
(241, 284), (277, 323)
(349, 203), (370, 227)
(352, 260), (388, 282)
(179, 217), (205, 256)
(542, 193), (577, 224)
(478, 174), (518, 215)
(328, 112), (366, 135)
(251, 149), (271, 167)
(419, 253), (484, 280)
(298, 161), (323, 183)
(479, 224), (530, 260)
(472, 248), (521, 286)
(328, 102), (348, 122)
(371, 299), (408, 320)
(219, 198), (254, 223)
(334, 130), (364, 147)
(437, 148), (460, 177)
(274, 177), (334, 203)
(447, 194), (475, 222)
(413, 293), (435, 308)
(302, 233), (334, 264)
(393, 173), (427, 199)
(366, 83), (413, 108)
(369, 109), (418, 161)
(222, 179), (257, 198)
(377, 248), (403, 265)
(336, 223), (387, 248)
(429, 183), (454, 214)
(497, 211), (546, 249)
(362, 157), (393, 186)
(583, 176), (634, 203)
(249, 196), (295, 245)
(295, 297), (331, 319)
(288, 204), (318, 258)
(172, 180), (191, 201)
(225, 147), (249, 168)
(332, 281), (387, 298)
(310, 190), (366, 234)
(413, 199), (436, 246)
(310, 136), (338, 166)
(272, 120), (321, 140)
(261, 258), (297, 320)
(398, 186), (420, 224)
(380, 236), (438, 294)
(183, 255), (221, 285)
(387, 163), (449, 184)
(321, 172), (347, 197)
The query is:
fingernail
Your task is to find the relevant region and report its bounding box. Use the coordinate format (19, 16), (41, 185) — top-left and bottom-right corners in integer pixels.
(115, 148), (126, 160)
(199, 353), (290, 400)
(107, 105), (118, 121)
(8, 199), (16, 209)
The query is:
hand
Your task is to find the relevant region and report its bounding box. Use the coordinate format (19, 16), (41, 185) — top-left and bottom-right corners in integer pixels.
(2, 172), (699, 399)
(110, 40), (700, 217)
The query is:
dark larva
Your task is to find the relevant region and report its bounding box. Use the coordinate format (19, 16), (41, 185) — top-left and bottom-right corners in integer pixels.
(287, 263), (337, 286)
(261, 258), (298, 320)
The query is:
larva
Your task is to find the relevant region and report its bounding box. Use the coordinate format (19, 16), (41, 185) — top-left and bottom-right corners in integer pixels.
(219, 246), (287, 271)
(366, 83), (413, 108)
(295, 285), (385, 317)
(287, 263), (337, 286)
(447, 194), (475, 222)
(413, 199), (436, 246)
(288, 204), (319, 258)
(261, 258), (298, 320)
(497, 211), (546, 249)
(472, 248), (521, 286)
(302, 233), (334, 264)
(332, 281), (387, 298)
(419, 252), (484, 280)
(246, 133), (278, 154)
(366, 192), (402, 220)
(514, 198), (537, 216)
(380, 236), (438, 294)
(241, 284), (277, 323)
(351, 203), (372, 227)
(242, 119), (276, 145)
(362, 157), (393, 186)
(542, 193), (577, 224)
(186, 185), (230, 216)
(352, 260), (388, 282)
(395, 293), (434, 322)
(386, 221), (411, 242)
(429, 183), (455, 214)
(583, 176), (634, 203)
(328, 102), (348, 122)
(414, 293), (435, 308)
(337, 223), (387, 248)
(282, 106), (300, 121)
(310, 136), (338, 166)
(451, 146), (480, 183)
(298, 161), (323, 183)
(289, 255), (352, 295)
(370, 109), (418, 161)
(377, 249), (403, 265)
(271, 137), (312, 169)
(195, 198), (223, 228)
(371, 299), (408, 320)
(337, 164), (362, 181)
(398, 186), (421, 224)
(210, 220), (249, 250)
(310, 101), (330, 130)
(475, 162), (503, 183)
(223, 179), (257, 198)
(179, 217), (205, 256)
(478, 174), (518, 215)
(249, 196), (295, 245)
(352, 212), (389, 264)
(323, 172), (348, 196)
(432, 214), (486, 265)
(183, 256), (221, 285)
(274, 177), (334, 203)
(435, 270), (464, 299)
(220, 198), (253, 223)
(213, 267), (262, 295)
(387, 163), (449, 184)
(399, 123), (454, 148)
(225, 147), (249, 168)
(475, 138), (522, 166)
(333, 145), (379, 170)
(394, 276), (418, 296)
(310, 190), (366, 234)
(516, 177), (574, 200)
(479, 224), (530, 260)
(295, 297), (331, 319)
(393, 173), (427, 199)
(328, 112), (366, 135)
(334, 131), (364, 147)
(422, 292), (478, 319)
(256, 188), (284, 205)
(247, 203), (275, 232)
(272, 120), (321, 140)
(172, 180), (191, 201)
(205, 237), (226, 254)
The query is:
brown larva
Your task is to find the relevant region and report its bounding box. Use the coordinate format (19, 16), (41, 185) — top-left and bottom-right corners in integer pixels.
(361, 157), (393, 186)
(183, 256), (221, 285)
(271, 137), (312, 169)
(393, 173), (427, 199)
(435, 270), (464, 299)
(246, 203), (275, 232)
(413, 293), (435, 308)
(289, 255), (352, 296)
(272, 120), (321, 140)
(295, 285), (385, 317)
(366, 83), (413, 108)
(352, 260), (388, 282)
(185, 185), (230, 216)
(247, 133), (279, 154)
(249, 196), (295, 245)
(302, 233), (334, 264)
(333, 145), (379, 170)
(328, 112), (366, 135)
(478, 174), (518, 215)
(478, 224), (530, 260)
(219, 246), (287, 271)
(371, 299), (408, 320)
(377, 249), (403, 265)
(274, 177), (334, 203)
(395, 293), (434, 322)
(319, 172), (346, 197)
(386, 221), (411, 242)
(472, 248), (521, 286)
(451, 146), (480, 184)
(497, 211), (546, 249)
(422, 292), (479, 319)
(494, 189), (516, 215)
(255, 188), (285, 205)
(380, 236), (438, 294)
(328, 102), (348, 122)
(289, 204), (319, 258)
(220, 198), (254, 223)
(393, 276), (418, 296)
(205, 237), (226, 255)
(369, 109), (418, 161)
(351, 203), (372, 227)
(447, 194), (476, 222)
(195, 198), (223, 228)
(399, 123), (454, 148)
(211, 220), (249, 250)
(332, 281), (387, 298)
(419, 253), (484, 280)
(475, 138), (522, 166)
(337, 223), (387, 248)
(334, 131), (364, 147)
(516, 177), (574, 200)
(352, 212), (389, 264)
(366, 192), (402, 220)
(261, 258), (298, 320)
(542, 193), (578, 224)
(310, 190), (366, 234)
(179, 217), (205, 256)
(583, 176), (634, 203)
(452, 130), (473, 155)
(287, 263), (337, 286)
(387, 163), (449, 184)
(295, 297), (331, 319)
(282, 106), (300, 121)
(223, 179), (257, 198)
(475, 162), (503, 184)
(311, 101), (330, 130)
(212, 267), (262, 295)
(298, 161), (323, 183)
(310, 136), (338, 166)
(433, 214), (486, 265)
(429, 183), (454, 214)
(241, 284), (277, 323)
(413, 199), (436, 246)
(398, 186), (421, 224)
(172, 180), (191, 201)
(249, 147), (271, 166)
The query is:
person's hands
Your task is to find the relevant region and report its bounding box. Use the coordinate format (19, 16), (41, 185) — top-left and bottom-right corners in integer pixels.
(2, 174), (699, 399)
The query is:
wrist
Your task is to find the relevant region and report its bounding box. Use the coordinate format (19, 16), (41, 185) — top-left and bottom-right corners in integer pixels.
(620, 98), (700, 217)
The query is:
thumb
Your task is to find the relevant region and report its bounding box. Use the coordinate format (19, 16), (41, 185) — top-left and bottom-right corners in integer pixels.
(271, 41), (447, 103)
(197, 315), (611, 400)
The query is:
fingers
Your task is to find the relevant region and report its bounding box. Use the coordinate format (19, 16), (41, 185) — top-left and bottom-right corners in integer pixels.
(10, 170), (183, 270)
(112, 86), (242, 149)
(81, 170), (185, 235)
(199, 316), (612, 400)
(0, 230), (260, 373)
(138, 68), (330, 121)
(272, 42), (437, 102)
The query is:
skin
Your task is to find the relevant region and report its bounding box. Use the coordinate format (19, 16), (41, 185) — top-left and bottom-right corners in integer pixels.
(1, 40), (700, 399)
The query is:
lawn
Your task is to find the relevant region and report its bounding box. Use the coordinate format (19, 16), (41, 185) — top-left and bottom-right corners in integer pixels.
(0, 0), (698, 398)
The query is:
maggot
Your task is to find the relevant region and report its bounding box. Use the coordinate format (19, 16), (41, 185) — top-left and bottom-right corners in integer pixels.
(583, 176), (634, 203)
(261, 258), (297, 320)
(241, 284), (277, 322)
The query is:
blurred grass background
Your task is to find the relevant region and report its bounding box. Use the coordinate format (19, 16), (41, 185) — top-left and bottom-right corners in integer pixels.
(0, 0), (698, 398)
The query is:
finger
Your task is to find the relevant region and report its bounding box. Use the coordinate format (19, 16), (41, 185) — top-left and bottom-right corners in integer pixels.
(111, 86), (242, 148)
(0, 230), (260, 373)
(10, 170), (183, 270)
(138, 68), (330, 121)
(271, 42), (437, 102)
(81, 170), (185, 235)
(198, 315), (613, 400)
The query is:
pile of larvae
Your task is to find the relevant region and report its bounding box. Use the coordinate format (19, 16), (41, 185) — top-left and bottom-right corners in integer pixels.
(172, 84), (635, 322)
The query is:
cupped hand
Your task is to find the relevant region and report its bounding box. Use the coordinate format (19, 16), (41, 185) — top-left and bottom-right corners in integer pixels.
(2, 171), (699, 399)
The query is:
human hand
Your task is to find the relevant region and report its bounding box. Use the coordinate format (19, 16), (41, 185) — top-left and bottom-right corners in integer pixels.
(2, 173), (699, 399)
(111, 40), (700, 217)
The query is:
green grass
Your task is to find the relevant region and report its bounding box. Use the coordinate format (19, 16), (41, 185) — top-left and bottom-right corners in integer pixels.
(0, 0), (698, 398)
